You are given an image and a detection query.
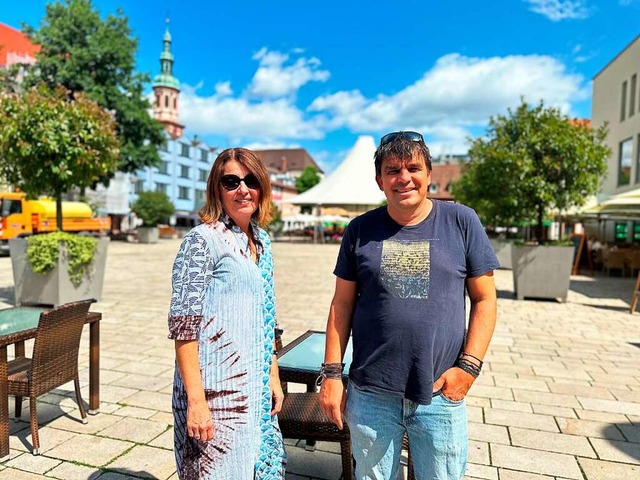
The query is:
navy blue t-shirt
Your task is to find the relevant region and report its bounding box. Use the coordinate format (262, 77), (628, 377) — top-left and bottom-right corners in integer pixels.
(334, 200), (499, 405)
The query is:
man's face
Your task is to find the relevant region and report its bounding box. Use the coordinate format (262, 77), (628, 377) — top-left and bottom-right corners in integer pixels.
(376, 153), (431, 211)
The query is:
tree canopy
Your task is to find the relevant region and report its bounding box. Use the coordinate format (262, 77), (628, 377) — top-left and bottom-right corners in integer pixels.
(0, 85), (120, 228)
(453, 100), (610, 239)
(295, 166), (321, 193)
(20, 0), (165, 176)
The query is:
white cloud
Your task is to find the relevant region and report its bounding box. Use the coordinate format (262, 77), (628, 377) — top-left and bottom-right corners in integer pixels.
(242, 141), (301, 150)
(180, 86), (323, 139)
(248, 47), (330, 99)
(309, 53), (585, 153)
(524, 0), (591, 21)
(215, 81), (233, 96)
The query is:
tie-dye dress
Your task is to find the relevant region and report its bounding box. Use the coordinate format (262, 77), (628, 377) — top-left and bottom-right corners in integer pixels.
(168, 218), (286, 479)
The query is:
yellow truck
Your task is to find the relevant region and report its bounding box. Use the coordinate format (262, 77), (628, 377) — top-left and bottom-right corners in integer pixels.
(0, 191), (111, 253)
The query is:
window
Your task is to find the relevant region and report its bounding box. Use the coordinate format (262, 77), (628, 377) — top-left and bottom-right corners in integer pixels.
(156, 183), (168, 194)
(619, 138), (633, 186)
(134, 180), (144, 194)
(165, 95), (169, 108)
(180, 165), (190, 178)
(621, 80), (628, 121)
(615, 222), (628, 243)
(157, 161), (168, 174)
(155, 95), (160, 107)
(200, 149), (209, 162)
(199, 169), (208, 182)
(631, 74), (637, 117)
(634, 222), (640, 244)
(174, 98), (177, 109)
(636, 135), (640, 183)
(180, 143), (190, 157)
(160, 139), (168, 152)
(0, 199), (22, 217)
(195, 189), (206, 206)
(178, 186), (190, 200)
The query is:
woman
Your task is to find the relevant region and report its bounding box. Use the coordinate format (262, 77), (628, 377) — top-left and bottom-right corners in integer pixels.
(168, 147), (286, 479)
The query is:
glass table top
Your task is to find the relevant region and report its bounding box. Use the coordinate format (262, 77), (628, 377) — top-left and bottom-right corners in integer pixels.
(278, 332), (353, 372)
(0, 308), (43, 336)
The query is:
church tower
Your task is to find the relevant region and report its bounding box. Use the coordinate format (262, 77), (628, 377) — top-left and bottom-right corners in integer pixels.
(152, 19), (184, 139)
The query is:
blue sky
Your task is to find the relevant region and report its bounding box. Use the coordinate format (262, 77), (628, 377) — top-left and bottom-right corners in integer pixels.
(2, 0), (640, 171)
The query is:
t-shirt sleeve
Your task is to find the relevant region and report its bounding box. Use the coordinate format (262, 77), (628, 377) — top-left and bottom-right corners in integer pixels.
(333, 221), (358, 281)
(167, 231), (213, 340)
(465, 209), (500, 278)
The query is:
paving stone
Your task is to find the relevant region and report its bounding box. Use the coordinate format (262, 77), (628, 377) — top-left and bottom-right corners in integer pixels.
(150, 411), (174, 426)
(577, 396), (640, 415)
(490, 444), (582, 479)
(468, 422), (510, 444)
(98, 385), (141, 404)
(278, 445), (343, 480)
(493, 377), (550, 393)
(509, 426), (596, 457)
(611, 389), (640, 403)
(575, 409), (631, 424)
(45, 434), (133, 467)
(530, 403), (576, 418)
(578, 458), (640, 480)
(466, 396), (491, 408)
(467, 405), (484, 423)
(105, 445), (176, 479)
(4, 453), (61, 474)
(497, 470), (555, 480)
(47, 412), (122, 435)
(120, 391), (172, 413)
(112, 406), (158, 420)
(491, 399), (532, 413)
(0, 469), (48, 479)
(44, 462), (103, 479)
(485, 409), (559, 432)
(148, 428), (174, 450)
(97, 417), (169, 444)
(467, 385), (514, 401)
(589, 437), (640, 464)
(113, 360), (172, 376)
(468, 440), (489, 464)
(512, 389), (581, 408)
(112, 373), (173, 392)
(618, 423), (640, 443)
(464, 463), (498, 480)
(547, 382), (616, 399)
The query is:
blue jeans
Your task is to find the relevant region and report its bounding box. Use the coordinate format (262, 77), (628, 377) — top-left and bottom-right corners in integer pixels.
(344, 381), (468, 480)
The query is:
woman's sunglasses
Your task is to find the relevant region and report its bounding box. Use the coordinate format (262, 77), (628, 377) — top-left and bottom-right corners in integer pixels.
(380, 131), (424, 146)
(220, 173), (261, 191)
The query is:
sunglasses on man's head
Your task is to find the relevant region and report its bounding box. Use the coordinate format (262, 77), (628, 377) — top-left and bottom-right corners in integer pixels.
(220, 174), (261, 191)
(380, 131), (424, 146)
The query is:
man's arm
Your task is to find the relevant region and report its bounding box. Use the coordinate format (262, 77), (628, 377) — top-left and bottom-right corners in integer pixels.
(432, 271), (497, 401)
(319, 277), (357, 429)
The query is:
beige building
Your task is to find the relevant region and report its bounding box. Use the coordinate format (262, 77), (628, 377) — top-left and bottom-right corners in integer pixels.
(592, 34), (640, 197)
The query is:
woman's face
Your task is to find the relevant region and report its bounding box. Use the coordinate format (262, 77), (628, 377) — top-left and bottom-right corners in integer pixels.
(219, 160), (261, 226)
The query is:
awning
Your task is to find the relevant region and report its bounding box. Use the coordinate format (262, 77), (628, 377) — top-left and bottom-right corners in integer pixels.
(579, 189), (640, 217)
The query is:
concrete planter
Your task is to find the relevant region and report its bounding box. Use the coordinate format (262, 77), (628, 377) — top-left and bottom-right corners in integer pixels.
(9, 237), (109, 307)
(490, 239), (513, 269)
(511, 244), (575, 302)
(137, 227), (159, 244)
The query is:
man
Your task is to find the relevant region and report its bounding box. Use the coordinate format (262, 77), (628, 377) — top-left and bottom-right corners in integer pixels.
(319, 131), (499, 480)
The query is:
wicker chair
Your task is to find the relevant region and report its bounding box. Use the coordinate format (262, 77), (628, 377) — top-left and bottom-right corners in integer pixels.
(8, 299), (93, 455)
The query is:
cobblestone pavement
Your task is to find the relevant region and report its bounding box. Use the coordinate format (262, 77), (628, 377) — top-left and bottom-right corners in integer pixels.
(0, 239), (639, 479)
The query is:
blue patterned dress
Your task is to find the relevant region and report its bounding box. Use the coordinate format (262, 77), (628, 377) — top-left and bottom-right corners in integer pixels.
(168, 216), (286, 479)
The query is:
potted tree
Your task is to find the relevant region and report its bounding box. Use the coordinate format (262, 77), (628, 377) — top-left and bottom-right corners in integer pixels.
(131, 191), (175, 244)
(0, 85), (120, 306)
(453, 100), (609, 302)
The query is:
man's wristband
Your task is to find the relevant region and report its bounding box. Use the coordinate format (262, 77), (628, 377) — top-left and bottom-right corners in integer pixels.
(316, 362), (345, 386)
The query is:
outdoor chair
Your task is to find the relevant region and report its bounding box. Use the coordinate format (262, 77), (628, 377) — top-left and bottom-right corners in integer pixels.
(603, 250), (628, 277)
(8, 299), (93, 455)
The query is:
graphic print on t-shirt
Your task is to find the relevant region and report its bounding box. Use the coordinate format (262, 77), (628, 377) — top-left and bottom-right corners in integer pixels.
(380, 240), (431, 299)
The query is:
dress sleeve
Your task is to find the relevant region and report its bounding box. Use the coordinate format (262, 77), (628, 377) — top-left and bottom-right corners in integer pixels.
(167, 230), (213, 340)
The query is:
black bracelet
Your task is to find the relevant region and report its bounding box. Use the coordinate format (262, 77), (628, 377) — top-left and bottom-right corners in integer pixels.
(455, 358), (481, 378)
(460, 351), (483, 367)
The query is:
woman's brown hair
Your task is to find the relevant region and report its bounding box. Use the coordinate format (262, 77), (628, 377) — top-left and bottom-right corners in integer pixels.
(198, 147), (273, 228)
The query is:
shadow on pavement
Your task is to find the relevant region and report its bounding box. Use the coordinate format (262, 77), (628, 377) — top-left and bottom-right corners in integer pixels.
(604, 424), (640, 462)
(569, 275), (634, 304)
(102, 469), (160, 479)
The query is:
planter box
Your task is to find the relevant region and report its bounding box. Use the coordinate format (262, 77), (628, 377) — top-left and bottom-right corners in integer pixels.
(137, 227), (159, 244)
(490, 239), (513, 269)
(10, 237), (109, 307)
(511, 244), (575, 302)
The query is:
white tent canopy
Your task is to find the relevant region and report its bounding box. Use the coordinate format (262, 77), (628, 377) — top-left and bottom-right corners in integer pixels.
(292, 136), (384, 207)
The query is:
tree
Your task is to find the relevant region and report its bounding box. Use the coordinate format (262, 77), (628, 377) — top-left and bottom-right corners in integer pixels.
(453, 100), (610, 241)
(131, 191), (175, 227)
(0, 85), (120, 229)
(295, 166), (321, 193)
(20, 0), (165, 177)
